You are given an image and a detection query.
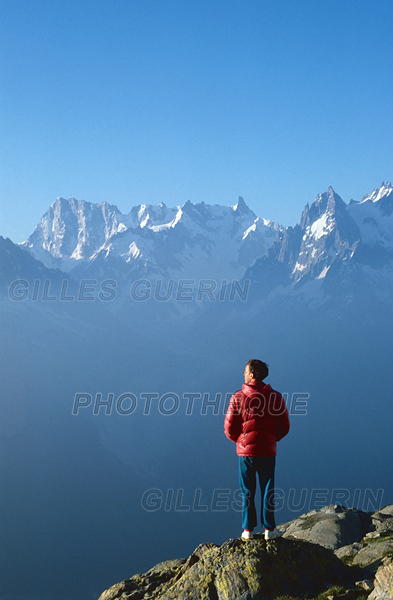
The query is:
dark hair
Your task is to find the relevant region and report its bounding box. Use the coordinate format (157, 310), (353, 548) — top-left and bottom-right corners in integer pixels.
(247, 359), (269, 382)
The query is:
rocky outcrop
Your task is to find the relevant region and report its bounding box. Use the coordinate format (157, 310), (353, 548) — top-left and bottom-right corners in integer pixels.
(371, 505), (393, 533)
(98, 504), (393, 600)
(334, 532), (393, 599)
(99, 536), (351, 600)
(98, 558), (187, 600)
(369, 557), (393, 600)
(351, 534), (393, 570)
(279, 505), (372, 550)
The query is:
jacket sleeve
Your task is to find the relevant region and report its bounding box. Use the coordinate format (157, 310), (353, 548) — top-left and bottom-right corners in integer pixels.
(224, 393), (242, 443)
(275, 394), (290, 441)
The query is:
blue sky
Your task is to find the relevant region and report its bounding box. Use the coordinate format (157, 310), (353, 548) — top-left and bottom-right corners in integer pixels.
(1, 0), (393, 242)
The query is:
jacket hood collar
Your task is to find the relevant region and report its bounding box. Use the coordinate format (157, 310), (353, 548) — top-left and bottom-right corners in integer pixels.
(242, 382), (271, 395)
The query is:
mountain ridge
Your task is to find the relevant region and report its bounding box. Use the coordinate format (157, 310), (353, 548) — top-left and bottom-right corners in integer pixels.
(19, 195), (281, 282)
(2, 182), (391, 313)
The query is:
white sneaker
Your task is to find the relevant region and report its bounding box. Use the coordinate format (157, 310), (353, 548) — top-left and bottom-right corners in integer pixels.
(265, 528), (283, 540)
(241, 530), (254, 540)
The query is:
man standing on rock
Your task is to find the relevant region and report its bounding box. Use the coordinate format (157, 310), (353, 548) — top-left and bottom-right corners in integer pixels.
(224, 359), (290, 540)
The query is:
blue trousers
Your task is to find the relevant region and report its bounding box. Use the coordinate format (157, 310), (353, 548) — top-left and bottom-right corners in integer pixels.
(239, 456), (276, 530)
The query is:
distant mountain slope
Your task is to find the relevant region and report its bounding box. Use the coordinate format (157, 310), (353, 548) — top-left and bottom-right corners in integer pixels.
(18, 184), (393, 304)
(0, 235), (69, 298)
(20, 196), (281, 281)
(245, 182), (393, 311)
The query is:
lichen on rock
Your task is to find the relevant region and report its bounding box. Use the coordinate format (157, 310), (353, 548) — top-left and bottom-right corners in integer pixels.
(98, 536), (352, 600)
(98, 503), (393, 600)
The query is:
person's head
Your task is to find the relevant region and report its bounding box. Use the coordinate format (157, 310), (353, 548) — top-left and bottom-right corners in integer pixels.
(244, 359), (269, 383)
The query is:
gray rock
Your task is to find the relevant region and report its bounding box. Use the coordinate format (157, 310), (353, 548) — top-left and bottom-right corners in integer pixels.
(98, 503), (392, 600)
(98, 558), (187, 600)
(371, 505), (393, 533)
(355, 578), (374, 592)
(368, 557), (393, 600)
(98, 536), (352, 600)
(373, 505), (393, 517)
(279, 505), (372, 550)
(326, 592), (364, 600)
(333, 529), (393, 577)
(352, 538), (393, 569)
(335, 542), (365, 560)
(365, 531), (384, 540)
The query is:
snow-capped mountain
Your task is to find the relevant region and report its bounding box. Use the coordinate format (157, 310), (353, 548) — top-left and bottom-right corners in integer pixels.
(348, 182), (393, 251)
(295, 187), (361, 281)
(244, 183), (393, 309)
(3, 182), (393, 600)
(0, 235), (70, 297)
(20, 197), (125, 272)
(21, 196), (281, 282)
(249, 187), (361, 283)
(12, 182), (393, 311)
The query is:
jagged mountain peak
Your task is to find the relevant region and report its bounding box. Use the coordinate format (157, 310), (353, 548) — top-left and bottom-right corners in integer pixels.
(348, 181), (393, 247)
(359, 182), (393, 212)
(21, 196), (124, 270)
(176, 198), (257, 229)
(244, 180), (393, 305)
(301, 187), (346, 225)
(316, 186), (344, 206)
(299, 188), (351, 241)
(181, 199), (193, 210)
(19, 195), (280, 280)
(176, 199), (219, 230)
(48, 196), (121, 220)
(233, 195), (249, 212)
(232, 196), (258, 223)
(128, 202), (176, 229)
(18, 183), (393, 299)
(53, 195), (86, 209)
(262, 187), (361, 286)
(361, 181), (393, 204)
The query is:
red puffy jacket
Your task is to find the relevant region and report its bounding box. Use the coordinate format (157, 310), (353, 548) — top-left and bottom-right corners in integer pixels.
(224, 382), (290, 456)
